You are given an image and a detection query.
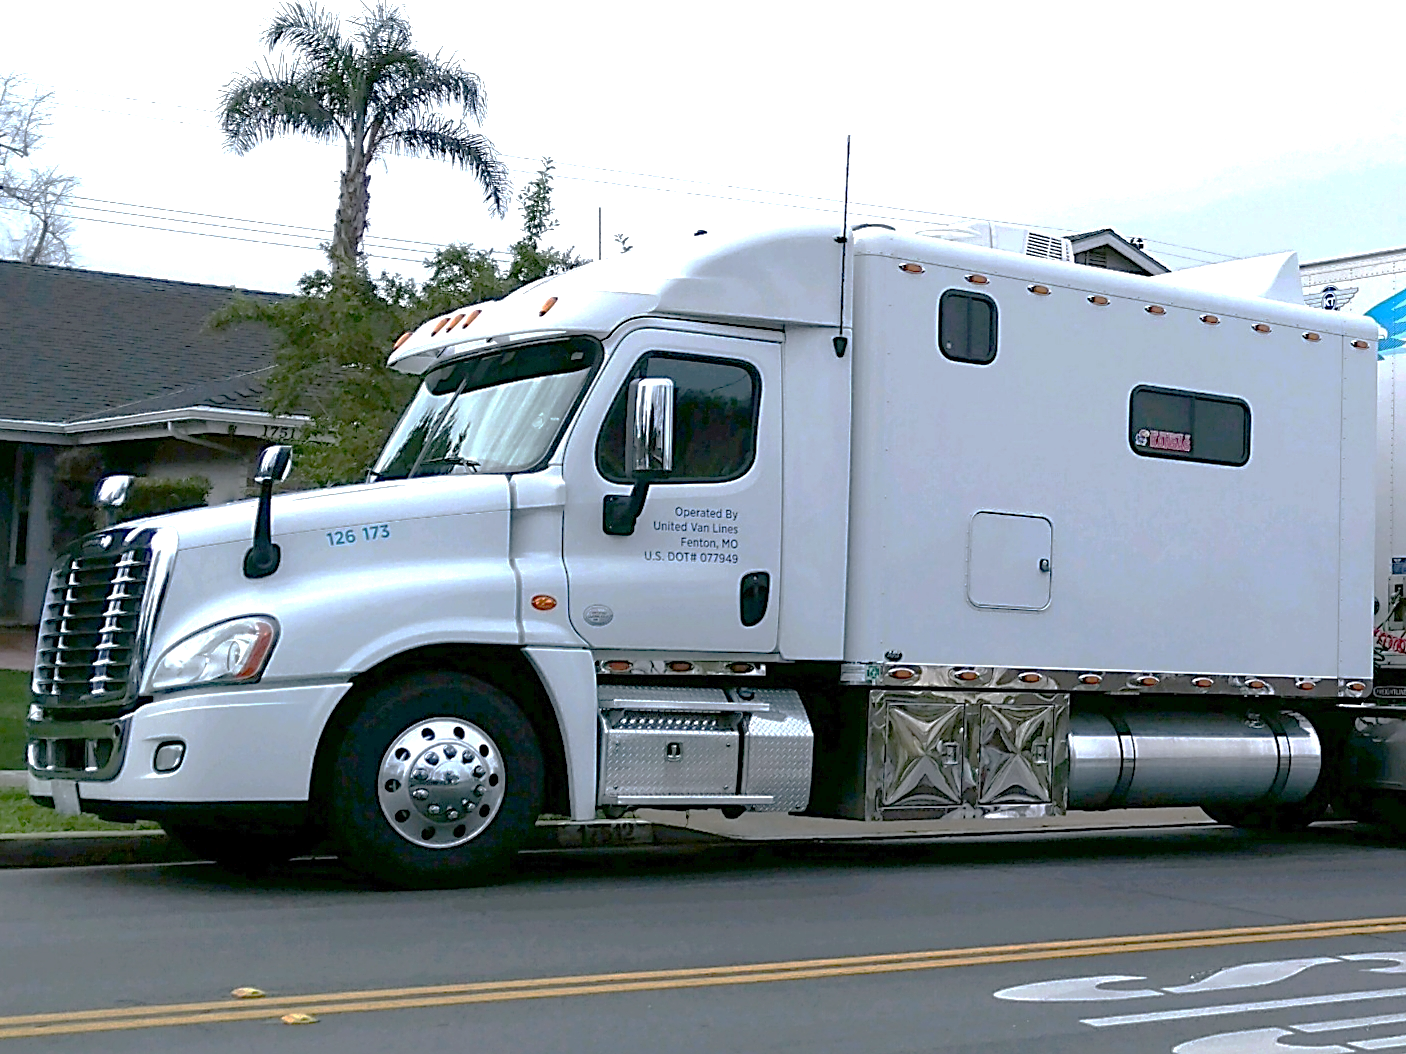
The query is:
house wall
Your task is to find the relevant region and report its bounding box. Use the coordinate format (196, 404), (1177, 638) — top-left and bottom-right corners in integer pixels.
(138, 435), (264, 505)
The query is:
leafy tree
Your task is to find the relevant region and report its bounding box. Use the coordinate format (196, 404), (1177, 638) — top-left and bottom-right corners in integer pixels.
(219, 2), (510, 273)
(212, 160), (586, 487)
(0, 74), (78, 265)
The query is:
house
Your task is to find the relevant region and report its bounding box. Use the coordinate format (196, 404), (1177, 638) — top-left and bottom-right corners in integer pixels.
(1066, 229), (1169, 276)
(0, 261), (306, 624)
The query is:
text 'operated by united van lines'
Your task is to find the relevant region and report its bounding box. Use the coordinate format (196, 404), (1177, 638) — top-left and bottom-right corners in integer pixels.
(644, 506), (741, 565)
(996, 951), (1406, 1052)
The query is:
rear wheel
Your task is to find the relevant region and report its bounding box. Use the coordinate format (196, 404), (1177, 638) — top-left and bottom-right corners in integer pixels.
(325, 672), (544, 889)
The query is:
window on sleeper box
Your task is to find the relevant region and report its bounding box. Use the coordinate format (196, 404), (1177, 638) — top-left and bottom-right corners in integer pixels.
(596, 354), (759, 484)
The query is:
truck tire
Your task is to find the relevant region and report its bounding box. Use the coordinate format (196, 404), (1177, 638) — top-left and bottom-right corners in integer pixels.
(1200, 799), (1327, 832)
(164, 823), (309, 876)
(325, 672), (544, 889)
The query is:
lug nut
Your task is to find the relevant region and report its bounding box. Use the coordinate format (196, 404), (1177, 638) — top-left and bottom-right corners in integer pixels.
(411, 768), (429, 782)
(425, 752), (440, 765)
(447, 809), (460, 820)
(472, 785), (485, 798)
(473, 765), (485, 778)
(411, 788), (429, 801)
(443, 745), (457, 758)
(427, 805), (441, 816)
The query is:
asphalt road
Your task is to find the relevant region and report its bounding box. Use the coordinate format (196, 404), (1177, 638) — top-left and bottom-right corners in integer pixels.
(5, 825), (1406, 1053)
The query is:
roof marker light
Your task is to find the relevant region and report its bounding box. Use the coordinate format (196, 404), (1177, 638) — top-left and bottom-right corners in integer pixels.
(1304, 332), (1322, 342)
(900, 263), (925, 274)
(393, 331), (411, 350)
(1252, 323), (1271, 333)
(539, 296), (558, 316)
(1200, 314), (1220, 325)
(463, 309), (481, 327)
(965, 273), (988, 285)
(1145, 305), (1166, 315)
(448, 313), (465, 330)
(431, 317), (450, 335)
(1028, 284), (1050, 296)
(1353, 339), (1371, 349)
(1088, 295), (1110, 306)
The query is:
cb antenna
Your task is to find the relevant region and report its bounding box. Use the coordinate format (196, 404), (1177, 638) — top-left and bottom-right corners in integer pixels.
(833, 135), (852, 358)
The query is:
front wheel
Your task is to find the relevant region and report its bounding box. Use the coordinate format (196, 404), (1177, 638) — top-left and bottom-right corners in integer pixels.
(325, 672), (544, 889)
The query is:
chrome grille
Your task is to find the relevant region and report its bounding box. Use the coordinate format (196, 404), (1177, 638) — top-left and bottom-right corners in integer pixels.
(34, 544), (154, 704)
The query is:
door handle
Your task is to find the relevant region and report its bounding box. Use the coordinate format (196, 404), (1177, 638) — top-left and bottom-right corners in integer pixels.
(739, 571), (770, 627)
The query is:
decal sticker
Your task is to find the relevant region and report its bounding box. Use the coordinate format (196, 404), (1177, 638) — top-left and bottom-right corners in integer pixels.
(583, 604), (614, 627)
(1134, 428), (1192, 453)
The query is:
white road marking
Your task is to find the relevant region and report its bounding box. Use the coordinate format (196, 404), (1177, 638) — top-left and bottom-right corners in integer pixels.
(1352, 1035), (1406, 1051)
(993, 975), (1161, 1002)
(1345, 954), (1406, 975)
(1171, 1028), (1348, 1053)
(1168, 959), (1341, 995)
(1296, 1013), (1406, 1033)
(1082, 987), (1406, 1027)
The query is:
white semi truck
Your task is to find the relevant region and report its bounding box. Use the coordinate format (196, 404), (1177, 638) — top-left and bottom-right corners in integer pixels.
(25, 224), (1406, 886)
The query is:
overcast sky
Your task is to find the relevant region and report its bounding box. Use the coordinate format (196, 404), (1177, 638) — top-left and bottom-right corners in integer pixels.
(2, 0), (1399, 293)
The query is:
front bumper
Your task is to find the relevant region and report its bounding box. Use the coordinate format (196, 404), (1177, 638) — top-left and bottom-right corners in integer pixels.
(28, 682), (352, 810)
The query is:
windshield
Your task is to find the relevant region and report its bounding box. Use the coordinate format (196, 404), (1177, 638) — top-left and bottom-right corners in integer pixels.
(371, 336), (602, 480)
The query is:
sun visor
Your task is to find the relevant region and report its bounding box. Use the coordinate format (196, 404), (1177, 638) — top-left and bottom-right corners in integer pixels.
(1151, 251), (1305, 306)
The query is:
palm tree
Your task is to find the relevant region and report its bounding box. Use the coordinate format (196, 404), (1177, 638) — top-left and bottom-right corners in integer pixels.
(220, 2), (510, 272)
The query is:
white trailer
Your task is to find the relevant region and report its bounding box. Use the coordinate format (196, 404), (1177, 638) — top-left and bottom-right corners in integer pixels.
(24, 225), (1403, 885)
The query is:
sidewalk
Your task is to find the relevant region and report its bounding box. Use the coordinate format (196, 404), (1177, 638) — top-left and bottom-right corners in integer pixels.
(0, 628), (34, 673)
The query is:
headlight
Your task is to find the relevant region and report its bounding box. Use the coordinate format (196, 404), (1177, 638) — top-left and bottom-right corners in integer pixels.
(150, 616), (279, 692)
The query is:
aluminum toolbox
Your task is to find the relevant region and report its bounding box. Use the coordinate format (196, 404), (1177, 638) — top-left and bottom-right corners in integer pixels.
(598, 706), (741, 804)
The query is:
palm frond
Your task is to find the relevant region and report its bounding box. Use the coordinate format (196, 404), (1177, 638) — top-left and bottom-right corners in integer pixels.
(369, 57), (487, 127)
(264, 2), (347, 68)
(379, 119), (510, 216)
(352, 1), (413, 60)
(220, 62), (344, 153)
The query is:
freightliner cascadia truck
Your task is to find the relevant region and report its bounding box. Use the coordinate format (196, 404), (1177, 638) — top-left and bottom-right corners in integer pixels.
(24, 224), (1406, 887)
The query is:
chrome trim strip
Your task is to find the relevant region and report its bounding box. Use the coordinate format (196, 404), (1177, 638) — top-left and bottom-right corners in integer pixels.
(595, 657), (768, 677)
(25, 716), (130, 782)
(840, 662), (1370, 699)
(610, 794), (775, 807)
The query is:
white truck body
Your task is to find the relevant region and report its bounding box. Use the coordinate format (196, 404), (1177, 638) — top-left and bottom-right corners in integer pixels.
(23, 225), (1399, 884)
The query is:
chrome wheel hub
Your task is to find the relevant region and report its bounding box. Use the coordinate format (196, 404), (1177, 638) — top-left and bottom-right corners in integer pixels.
(377, 718), (506, 849)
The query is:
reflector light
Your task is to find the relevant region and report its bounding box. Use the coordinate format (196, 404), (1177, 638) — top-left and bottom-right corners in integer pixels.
(1028, 285), (1051, 296)
(539, 296), (558, 316)
(530, 595), (557, 611)
(1088, 295), (1109, 306)
(1137, 675), (1159, 687)
(1304, 332), (1322, 342)
(1200, 314), (1220, 325)
(889, 667), (917, 681)
(1078, 673), (1102, 685)
(955, 669), (980, 681)
(604, 660), (632, 672)
(393, 331), (411, 350)
(1246, 679), (1267, 690)
(431, 317), (450, 335)
(1018, 672), (1042, 683)
(965, 273), (988, 285)
(1353, 340), (1371, 349)
(1191, 677), (1214, 688)
(668, 661), (694, 673)
(1347, 681), (1367, 692)
(464, 309), (481, 326)
(728, 662), (756, 674)
(1252, 323), (1271, 333)
(1296, 679), (1316, 691)
(899, 263), (925, 274)
(1145, 305), (1166, 316)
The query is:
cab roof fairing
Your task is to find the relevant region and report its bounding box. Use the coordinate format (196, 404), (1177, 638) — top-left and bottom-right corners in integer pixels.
(387, 226), (847, 375)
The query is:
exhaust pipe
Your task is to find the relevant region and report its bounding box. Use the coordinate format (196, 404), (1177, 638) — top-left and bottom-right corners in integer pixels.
(1069, 710), (1321, 810)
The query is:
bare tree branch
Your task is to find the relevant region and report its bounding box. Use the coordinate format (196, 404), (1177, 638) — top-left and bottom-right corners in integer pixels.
(0, 75), (77, 265)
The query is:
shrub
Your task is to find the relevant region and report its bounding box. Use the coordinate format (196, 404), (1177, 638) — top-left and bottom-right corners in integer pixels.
(113, 477), (211, 523)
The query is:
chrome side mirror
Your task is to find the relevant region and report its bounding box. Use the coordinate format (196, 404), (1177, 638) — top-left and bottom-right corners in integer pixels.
(626, 377), (674, 476)
(253, 444), (293, 485)
(94, 475), (134, 509)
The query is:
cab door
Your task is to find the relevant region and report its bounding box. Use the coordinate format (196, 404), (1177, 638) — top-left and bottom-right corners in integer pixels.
(561, 327), (781, 653)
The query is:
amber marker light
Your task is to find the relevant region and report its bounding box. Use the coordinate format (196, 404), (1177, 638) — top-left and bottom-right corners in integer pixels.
(1347, 681), (1368, 692)
(604, 660), (632, 673)
(539, 296), (558, 316)
(1145, 305), (1166, 316)
(1088, 295), (1110, 306)
(1353, 340), (1371, 349)
(1028, 284), (1051, 296)
(1018, 672), (1042, 683)
(1304, 332), (1322, 342)
(1296, 679), (1316, 691)
(899, 263), (925, 274)
(1137, 675), (1159, 687)
(530, 595), (557, 611)
(965, 273), (989, 285)
(1078, 673), (1103, 685)
(448, 313), (465, 329)
(1252, 324), (1271, 333)
(955, 668), (980, 681)
(667, 661), (694, 673)
(728, 662), (756, 674)
(431, 316), (450, 335)
(463, 309), (481, 326)
(393, 331), (411, 350)
(1191, 677), (1215, 688)
(889, 667), (917, 681)
(1246, 679), (1267, 690)
(1200, 314), (1220, 325)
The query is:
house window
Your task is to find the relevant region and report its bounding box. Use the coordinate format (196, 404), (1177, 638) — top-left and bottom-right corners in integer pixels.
(1129, 386), (1250, 467)
(938, 290), (998, 365)
(10, 448), (33, 567)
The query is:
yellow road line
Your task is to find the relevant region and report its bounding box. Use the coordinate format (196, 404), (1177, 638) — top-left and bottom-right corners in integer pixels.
(5, 915), (1406, 1040)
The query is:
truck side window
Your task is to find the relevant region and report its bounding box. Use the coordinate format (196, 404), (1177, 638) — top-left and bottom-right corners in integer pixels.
(938, 289), (998, 365)
(596, 353), (760, 484)
(1129, 385), (1250, 466)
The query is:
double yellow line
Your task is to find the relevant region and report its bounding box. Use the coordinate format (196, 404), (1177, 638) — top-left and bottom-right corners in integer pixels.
(5, 915), (1406, 1040)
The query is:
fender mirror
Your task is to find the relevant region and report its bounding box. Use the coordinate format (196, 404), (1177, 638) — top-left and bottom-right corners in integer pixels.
(605, 378), (674, 536)
(253, 444), (293, 485)
(244, 445), (293, 579)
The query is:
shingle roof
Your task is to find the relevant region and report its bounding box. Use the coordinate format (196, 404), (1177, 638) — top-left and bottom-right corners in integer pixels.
(0, 260), (286, 424)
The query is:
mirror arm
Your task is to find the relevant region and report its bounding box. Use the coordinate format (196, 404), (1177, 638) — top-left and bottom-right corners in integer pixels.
(243, 477), (281, 578)
(602, 477), (654, 537)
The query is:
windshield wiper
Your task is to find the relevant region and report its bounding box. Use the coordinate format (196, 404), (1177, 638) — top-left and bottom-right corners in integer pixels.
(414, 456), (481, 475)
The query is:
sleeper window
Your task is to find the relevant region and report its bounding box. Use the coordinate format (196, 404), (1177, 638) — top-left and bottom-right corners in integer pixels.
(938, 289), (998, 365)
(1129, 386), (1250, 466)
